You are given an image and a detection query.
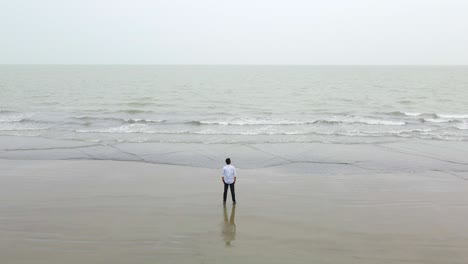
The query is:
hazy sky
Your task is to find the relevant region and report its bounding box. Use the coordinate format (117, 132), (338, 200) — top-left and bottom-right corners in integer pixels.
(1, 0), (467, 64)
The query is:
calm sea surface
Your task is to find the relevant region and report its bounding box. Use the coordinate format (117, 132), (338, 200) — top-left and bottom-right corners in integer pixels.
(1, 65), (467, 144)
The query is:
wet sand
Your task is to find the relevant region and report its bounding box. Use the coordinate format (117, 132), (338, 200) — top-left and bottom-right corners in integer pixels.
(1, 158), (468, 264)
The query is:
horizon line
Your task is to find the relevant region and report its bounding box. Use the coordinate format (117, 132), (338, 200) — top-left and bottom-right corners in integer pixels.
(1, 64), (468, 66)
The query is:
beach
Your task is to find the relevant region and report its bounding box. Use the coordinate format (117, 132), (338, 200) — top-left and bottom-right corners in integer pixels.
(1, 139), (468, 264)
(1, 65), (468, 263)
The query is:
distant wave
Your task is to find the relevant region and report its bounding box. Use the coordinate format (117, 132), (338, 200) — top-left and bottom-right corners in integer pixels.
(75, 127), (345, 136)
(75, 124), (426, 136)
(381, 111), (468, 119)
(360, 128), (435, 135)
(75, 124), (150, 134)
(199, 118), (315, 126)
(198, 116), (405, 126)
(75, 123), (315, 135)
(380, 111), (432, 117)
(381, 111), (420, 117)
(403, 112), (422, 116)
(456, 123), (468, 130)
(74, 116), (109, 120)
(125, 118), (165, 124)
(0, 112), (33, 123)
(0, 122), (50, 131)
(73, 114), (408, 127)
(437, 114), (468, 119)
(117, 109), (153, 114)
(324, 117), (405, 126)
(193, 130), (307, 136)
(73, 116), (165, 124)
(71, 114), (468, 128)
(424, 118), (448, 123)
(46, 120), (468, 142)
(423, 118), (460, 123)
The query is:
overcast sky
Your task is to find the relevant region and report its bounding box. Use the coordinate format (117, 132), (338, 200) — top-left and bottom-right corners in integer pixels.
(1, 0), (467, 64)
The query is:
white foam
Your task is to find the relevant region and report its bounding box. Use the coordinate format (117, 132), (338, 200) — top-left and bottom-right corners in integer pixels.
(456, 123), (468, 130)
(360, 128), (434, 135)
(0, 112), (32, 122)
(76, 124), (150, 134)
(359, 119), (405, 126)
(200, 117), (311, 126)
(76, 125), (306, 136)
(200, 116), (405, 126)
(0, 122), (49, 131)
(437, 114), (468, 119)
(390, 128), (433, 134)
(329, 116), (406, 126)
(404, 112), (422, 116)
(425, 118), (450, 123)
(193, 129), (304, 135)
(124, 118), (165, 124)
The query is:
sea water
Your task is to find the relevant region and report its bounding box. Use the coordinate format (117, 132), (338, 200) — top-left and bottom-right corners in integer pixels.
(1, 65), (467, 145)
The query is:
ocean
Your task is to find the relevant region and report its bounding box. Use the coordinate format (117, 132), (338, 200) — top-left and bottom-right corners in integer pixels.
(1, 65), (467, 147)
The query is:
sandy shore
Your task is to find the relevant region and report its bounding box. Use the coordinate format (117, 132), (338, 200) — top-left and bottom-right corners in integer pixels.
(1, 158), (468, 264)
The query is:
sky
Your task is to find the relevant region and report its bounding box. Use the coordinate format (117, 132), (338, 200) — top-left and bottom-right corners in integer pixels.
(1, 0), (467, 64)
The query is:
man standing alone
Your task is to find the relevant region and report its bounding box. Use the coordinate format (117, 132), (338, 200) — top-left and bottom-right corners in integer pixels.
(222, 158), (237, 205)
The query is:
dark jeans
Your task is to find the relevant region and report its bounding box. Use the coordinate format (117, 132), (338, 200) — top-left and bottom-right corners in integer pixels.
(223, 183), (236, 203)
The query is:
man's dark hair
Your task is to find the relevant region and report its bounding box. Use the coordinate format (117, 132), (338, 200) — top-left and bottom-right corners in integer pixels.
(225, 158), (231, 165)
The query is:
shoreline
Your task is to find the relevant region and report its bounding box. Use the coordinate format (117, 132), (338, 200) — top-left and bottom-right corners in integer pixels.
(1, 136), (467, 173)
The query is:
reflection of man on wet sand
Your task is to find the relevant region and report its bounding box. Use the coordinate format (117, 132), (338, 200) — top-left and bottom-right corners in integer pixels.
(222, 205), (236, 246)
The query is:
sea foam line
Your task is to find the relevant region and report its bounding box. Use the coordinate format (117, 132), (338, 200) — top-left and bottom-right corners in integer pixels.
(199, 116), (406, 126)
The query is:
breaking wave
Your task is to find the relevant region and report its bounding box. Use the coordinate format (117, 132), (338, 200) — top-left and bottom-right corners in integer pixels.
(198, 116), (405, 126)
(73, 116), (165, 124)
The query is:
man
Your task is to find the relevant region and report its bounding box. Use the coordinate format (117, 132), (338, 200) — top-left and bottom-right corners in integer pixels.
(222, 158), (237, 204)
